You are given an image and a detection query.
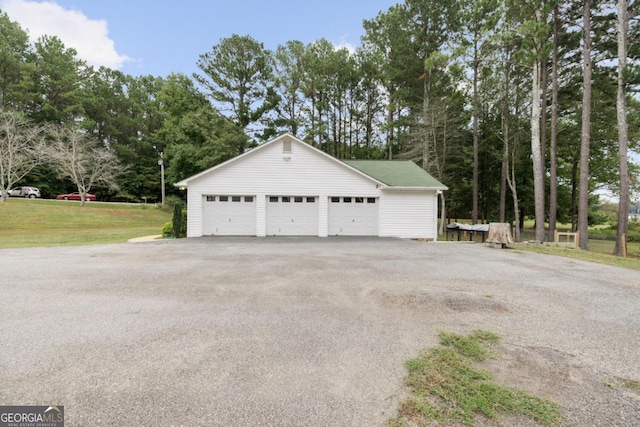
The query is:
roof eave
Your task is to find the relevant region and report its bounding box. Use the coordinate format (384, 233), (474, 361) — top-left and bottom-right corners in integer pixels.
(382, 185), (448, 191)
(173, 133), (387, 188)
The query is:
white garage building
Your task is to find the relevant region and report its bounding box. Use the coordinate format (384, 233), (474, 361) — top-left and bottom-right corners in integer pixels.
(174, 133), (447, 239)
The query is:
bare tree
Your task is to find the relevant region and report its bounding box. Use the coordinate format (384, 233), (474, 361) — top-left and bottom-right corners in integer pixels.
(47, 127), (123, 206)
(614, 0), (630, 257)
(0, 111), (47, 202)
(402, 96), (463, 236)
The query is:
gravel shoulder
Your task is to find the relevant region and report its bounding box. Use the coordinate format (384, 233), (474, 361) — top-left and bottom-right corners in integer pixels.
(1, 237), (639, 426)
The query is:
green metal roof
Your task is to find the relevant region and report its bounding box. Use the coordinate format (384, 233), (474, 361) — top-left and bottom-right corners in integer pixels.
(344, 160), (447, 189)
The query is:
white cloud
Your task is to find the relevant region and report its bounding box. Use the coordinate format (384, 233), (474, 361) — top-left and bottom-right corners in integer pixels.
(0, 0), (130, 69)
(334, 37), (357, 55)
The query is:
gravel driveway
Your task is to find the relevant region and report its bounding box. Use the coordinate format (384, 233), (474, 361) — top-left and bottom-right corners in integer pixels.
(1, 238), (639, 426)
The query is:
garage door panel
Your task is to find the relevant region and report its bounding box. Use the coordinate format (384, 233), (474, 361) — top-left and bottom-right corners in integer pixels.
(329, 197), (378, 236)
(203, 195), (256, 236)
(267, 196), (318, 236)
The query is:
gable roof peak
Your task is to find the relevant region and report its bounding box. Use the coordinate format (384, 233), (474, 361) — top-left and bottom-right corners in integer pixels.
(174, 132), (446, 190)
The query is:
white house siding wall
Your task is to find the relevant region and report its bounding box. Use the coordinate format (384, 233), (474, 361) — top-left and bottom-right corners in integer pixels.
(378, 190), (437, 239)
(186, 195), (202, 238)
(256, 195), (266, 237)
(318, 195), (329, 237)
(185, 139), (380, 237)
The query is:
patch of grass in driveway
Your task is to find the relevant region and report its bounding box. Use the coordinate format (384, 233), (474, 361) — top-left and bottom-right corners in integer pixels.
(389, 330), (562, 427)
(619, 377), (640, 391)
(604, 377), (640, 391)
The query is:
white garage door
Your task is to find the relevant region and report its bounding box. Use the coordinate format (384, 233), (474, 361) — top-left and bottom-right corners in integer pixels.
(202, 195), (256, 236)
(266, 196), (319, 236)
(328, 197), (378, 236)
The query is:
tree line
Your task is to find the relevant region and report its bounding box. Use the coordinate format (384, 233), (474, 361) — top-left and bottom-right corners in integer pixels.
(1, 0), (638, 252)
(0, 111), (122, 205)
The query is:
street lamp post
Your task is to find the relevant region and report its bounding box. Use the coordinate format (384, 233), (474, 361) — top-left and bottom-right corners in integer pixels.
(158, 152), (165, 206)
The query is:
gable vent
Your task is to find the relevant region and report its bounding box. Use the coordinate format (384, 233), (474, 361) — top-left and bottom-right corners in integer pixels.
(283, 139), (292, 160)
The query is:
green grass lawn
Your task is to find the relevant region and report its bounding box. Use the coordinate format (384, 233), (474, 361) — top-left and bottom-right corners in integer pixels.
(515, 243), (640, 270)
(584, 238), (640, 256)
(440, 220), (640, 270)
(389, 330), (562, 427)
(0, 198), (171, 248)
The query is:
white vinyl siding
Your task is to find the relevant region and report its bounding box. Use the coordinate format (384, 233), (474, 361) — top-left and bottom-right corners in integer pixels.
(188, 140), (378, 196)
(378, 191), (437, 239)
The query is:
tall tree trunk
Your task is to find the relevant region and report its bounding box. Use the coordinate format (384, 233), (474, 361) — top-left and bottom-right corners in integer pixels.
(502, 55), (519, 241)
(310, 98), (316, 148)
(540, 56), (548, 173)
(548, 4), (560, 241)
(499, 164), (507, 223)
(422, 76), (430, 171)
(571, 157), (579, 231)
(387, 104), (394, 160)
(472, 40), (480, 225)
(499, 49), (512, 225)
(614, 0), (629, 257)
(531, 55), (545, 242)
(508, 142), (521, 242)
(366, 94), (372, 159)
(439, 192), (446, 236)
(334, 107), (340, 158)
(578, 0), (592, 250)
(540, 56), (549, 234)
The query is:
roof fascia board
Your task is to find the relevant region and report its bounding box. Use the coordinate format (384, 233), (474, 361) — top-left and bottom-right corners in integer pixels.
(382, 186), (448, 191)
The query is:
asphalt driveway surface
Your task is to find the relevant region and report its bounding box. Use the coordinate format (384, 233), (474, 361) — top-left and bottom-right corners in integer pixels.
(1, 238), (639, 426)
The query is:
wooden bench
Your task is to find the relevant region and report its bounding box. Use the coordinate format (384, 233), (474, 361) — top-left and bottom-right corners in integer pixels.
(554, 231), (579, 248)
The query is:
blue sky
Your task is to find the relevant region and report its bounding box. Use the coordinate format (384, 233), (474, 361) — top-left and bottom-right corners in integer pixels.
(1, 0), (399, 77)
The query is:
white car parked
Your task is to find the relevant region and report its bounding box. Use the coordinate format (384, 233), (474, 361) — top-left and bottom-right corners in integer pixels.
(6, 186), (41, 198)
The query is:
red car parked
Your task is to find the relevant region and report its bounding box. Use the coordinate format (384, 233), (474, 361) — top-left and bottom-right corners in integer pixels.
(56, 192), (96, 201)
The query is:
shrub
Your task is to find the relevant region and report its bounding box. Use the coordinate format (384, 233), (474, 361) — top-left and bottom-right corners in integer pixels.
(628, 221), (640, 241)
(588, 210), (610, 226)
(180, 210), (187, 237)
(605, 220), (640, 242)
(172, 204), (183, 238)
(591, 219), (640, 242)
(162, 210), (187, 238)
(589, 226), (617, 240)
(162, 221), (173, 237)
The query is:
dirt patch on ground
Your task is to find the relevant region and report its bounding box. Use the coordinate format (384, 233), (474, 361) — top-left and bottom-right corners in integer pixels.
(479, 343), (640, 426)
(375, 287), (640, 426)
(375, 290), (510, 314)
